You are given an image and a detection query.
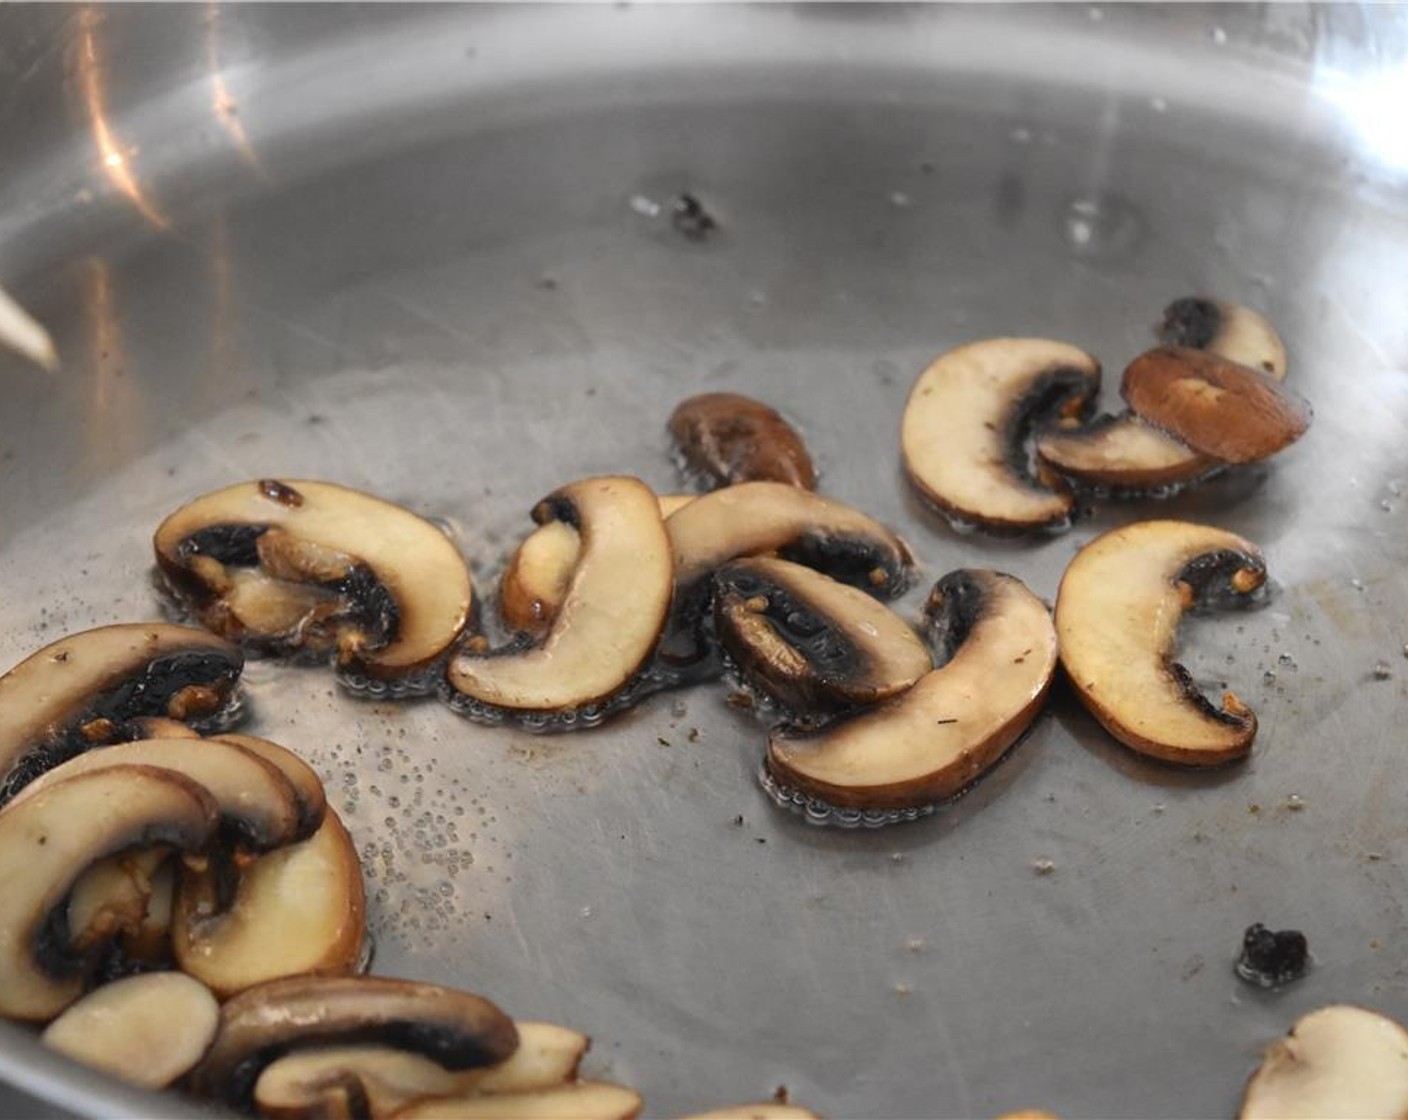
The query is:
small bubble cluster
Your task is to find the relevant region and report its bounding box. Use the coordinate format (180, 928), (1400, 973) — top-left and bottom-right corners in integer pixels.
(758, 764), (934, 829)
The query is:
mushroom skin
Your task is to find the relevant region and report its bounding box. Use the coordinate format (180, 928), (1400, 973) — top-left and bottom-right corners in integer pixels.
(1121, 346), (1311, 464)
(187, 975), (519, 1113)
(901, 338), (1102, 532)
(713, 557), (931, 718)
(667, 392), (817, 490)
(154, 480), (471, 695)
(40, 971), (219, 1090)
(1239, 1005), (1408, 1120)
(1055, 520), (1266, 766)
(0, 765), (219, 1021)
(0, 623), (244, 807)
(764, 569), (1057, 824)
(172, 807), (365, 998)
(499, 495), (693, 638)
(445, 477), (674, 731)
(1037, 298), (1290, 493)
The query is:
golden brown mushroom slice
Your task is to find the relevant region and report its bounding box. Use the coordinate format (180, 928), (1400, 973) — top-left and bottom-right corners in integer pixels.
(1037, 297), (1290, 492)
(187, 975), (519, 1113)
(393, 1082), (644, 1120)
(0, 623), (244, 806)
(713, 557), (930, 718)
(1121, 346), (1312, 464)
(154, 479), (471, 695)
(764, 570), (1056, 826)
(1055, 520), (1266, 766)
(254, 1022), (589, 1119)
(500, 495), (693, 637)
(1239, 1005), (1408, 1120)
(173, 807), (365, 998)
(211, 732), (329, 839)
(0, 765), (219, 1021)
(40, 972), (219, 1090)
(901, 338), (1101, 532)
(446, 476), (673, 730)
(668, 392), (816, 490)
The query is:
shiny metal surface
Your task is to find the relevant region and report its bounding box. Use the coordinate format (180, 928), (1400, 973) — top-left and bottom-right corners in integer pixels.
(1, 4), (1407, 1117)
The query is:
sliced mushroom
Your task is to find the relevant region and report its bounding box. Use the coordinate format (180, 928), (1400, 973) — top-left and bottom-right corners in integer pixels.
(1239, 1005), (1408, 1120)
(11, 736), (305, 853)
(456, 1021), (589, 1095)
(154, 479), (471, 692)
(713, 557), (930, 717)
(901, 339), (1101, 532)
(667, 482), (911, 598)
(393, 1082), (643, 1120)
(0, 765), (219, 1021)
(40, 971), (219, 1089)
(187, 975), (518, 1112)
(677, 1107), (821, 1120)
(446, 477), (673, 727)
(1037, 298), (1290, 491)
(0, 623), (243, 806)
(765, 569), (1056, 817)
(1055, 519), (1266, 765)
(1121, 347), (1311, 464)
(500, 495), (693, 637)
(1158, 297), (1287, 378)
(254, 1022), (589, 1119)
(173, 807), (365, 998)
(668, 392), (816, 490)
(1035, 414), (1220, 492)
(256, 1047), (461, 1120)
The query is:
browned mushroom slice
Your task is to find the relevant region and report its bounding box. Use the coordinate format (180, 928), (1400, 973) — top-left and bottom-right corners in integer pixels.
(0, 765), (219, 1021)
(40, 971), (219, 1089)
(393, 1082), (644, 1120)
(12, 736), (305, 852)
(500, 496), (693, 637)
(0, 623), (243, 806)
(154, 480), (471, 695)
(172, 807), (365, 998)
(668, 482), (911, 598)
(187, 975), (519, 1112)
(1121, 347), (1311, 464)
(1055, 520), (1266, 766)
(1037, 298), (1290, 493)
(901, 339), (1101, 532)
(668, 393), (816, 490)
(446, 477), (673, 730)
(714, 557), (930, 717)
(1239, 1005), (1408, 1119)
(764, 570), (1056, 825)
(254, 1022), (589, 1119)
(1158, 297), (1287, 378)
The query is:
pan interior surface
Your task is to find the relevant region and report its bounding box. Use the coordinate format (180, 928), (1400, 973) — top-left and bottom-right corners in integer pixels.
(1, 5), (1407, 1117)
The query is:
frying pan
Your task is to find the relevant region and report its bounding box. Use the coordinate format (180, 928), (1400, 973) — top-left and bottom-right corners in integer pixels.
(2, 4), (1407, 1116)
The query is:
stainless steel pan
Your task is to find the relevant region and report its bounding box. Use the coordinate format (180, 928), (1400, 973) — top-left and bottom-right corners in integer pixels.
(2, 5), (1407, 1116)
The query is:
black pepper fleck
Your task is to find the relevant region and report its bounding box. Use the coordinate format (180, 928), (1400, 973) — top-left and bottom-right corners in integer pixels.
(1236, 923), (1309, 988)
